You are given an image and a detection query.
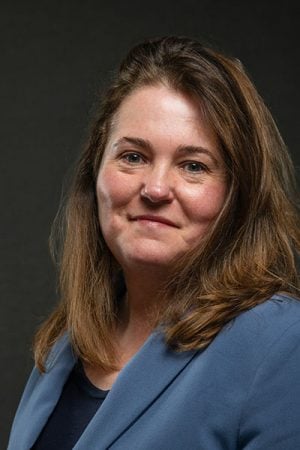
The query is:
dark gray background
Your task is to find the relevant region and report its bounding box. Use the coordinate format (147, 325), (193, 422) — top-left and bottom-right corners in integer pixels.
(1, 0), (299, 447)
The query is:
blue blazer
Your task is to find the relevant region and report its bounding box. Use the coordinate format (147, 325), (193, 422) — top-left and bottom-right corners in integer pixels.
(8, 294), (300, 449)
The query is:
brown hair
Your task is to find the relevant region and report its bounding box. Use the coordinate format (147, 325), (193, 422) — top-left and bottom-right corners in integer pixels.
(34, 36), (300, 371)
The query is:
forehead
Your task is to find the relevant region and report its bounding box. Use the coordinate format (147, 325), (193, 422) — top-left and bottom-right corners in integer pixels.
(108, 84), (219, 152)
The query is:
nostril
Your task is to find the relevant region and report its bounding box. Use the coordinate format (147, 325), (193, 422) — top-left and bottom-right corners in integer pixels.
(140, 185), (172, 203)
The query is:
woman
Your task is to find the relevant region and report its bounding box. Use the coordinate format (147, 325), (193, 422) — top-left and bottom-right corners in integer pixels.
(9, 36), (300, 449)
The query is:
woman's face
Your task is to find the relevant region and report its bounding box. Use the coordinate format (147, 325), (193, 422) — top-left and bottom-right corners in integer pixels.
(96, 85), (227, 271)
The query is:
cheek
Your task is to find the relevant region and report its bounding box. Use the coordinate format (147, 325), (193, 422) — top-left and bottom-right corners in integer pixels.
(183, 181), (227, 223)
(96, 168), (133, 220)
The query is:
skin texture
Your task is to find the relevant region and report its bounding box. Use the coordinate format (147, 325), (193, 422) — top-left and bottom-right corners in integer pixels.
(96, 84), (227, 275)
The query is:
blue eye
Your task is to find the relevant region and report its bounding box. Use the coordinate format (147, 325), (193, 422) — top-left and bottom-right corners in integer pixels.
(122, 153), (144, 164)
(183, 162), (206, 173)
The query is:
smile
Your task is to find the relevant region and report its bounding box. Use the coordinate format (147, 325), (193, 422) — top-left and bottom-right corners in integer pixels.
(131, 215), (178, 227)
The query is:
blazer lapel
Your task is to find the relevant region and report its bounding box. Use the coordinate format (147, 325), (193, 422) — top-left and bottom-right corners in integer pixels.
(8, 334), (77, 450)
(74, 329), (198, 450)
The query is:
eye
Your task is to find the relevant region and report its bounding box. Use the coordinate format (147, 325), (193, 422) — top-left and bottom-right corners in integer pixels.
(121, 152), (145, 164)
(181, 161), (208, 173)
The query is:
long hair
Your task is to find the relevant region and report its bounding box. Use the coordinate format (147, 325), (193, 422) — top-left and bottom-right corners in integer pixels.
(34, 36), (300, 372)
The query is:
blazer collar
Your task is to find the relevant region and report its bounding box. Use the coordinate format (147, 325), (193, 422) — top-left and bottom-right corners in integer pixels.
(74, 329), (198, 449)
(10, 330), (198, 450)
(8, 333), (77, 450)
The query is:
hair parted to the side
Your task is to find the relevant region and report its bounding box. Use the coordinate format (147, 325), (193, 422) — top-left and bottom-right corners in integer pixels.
(34, 36), (300, 372)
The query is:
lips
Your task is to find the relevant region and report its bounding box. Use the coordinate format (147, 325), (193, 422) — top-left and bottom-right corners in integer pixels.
(131, 215), (178, 227)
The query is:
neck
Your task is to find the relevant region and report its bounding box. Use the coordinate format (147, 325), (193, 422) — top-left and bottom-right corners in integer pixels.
(117, 266), (168, 336)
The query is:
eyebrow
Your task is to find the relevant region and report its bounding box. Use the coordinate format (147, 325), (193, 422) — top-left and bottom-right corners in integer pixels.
(113, 136), (220, 166)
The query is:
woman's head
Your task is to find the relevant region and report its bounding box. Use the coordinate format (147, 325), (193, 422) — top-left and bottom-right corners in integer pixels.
(73, 36), (298, 273)
(35, 36), (299, 371)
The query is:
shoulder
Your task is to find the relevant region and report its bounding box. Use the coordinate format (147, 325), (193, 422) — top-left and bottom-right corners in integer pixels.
(244, 294), (300, 339)
(223, 293), (300, 341)
(210, 294), (300, 369)
(233, 295), (300, 447)
(237, 293), (300, 325)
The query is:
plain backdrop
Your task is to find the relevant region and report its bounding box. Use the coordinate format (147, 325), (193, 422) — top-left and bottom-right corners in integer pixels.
(1, 0), (299, 447)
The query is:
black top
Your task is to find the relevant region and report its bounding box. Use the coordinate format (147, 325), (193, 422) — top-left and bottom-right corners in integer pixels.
(32, 361), (109, 450)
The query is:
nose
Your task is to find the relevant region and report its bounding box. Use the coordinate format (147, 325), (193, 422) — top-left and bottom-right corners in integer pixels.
(140, 166), (174, 203)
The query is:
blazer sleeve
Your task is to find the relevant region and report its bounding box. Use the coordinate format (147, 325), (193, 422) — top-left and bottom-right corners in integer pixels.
(238, 318), (300, 449)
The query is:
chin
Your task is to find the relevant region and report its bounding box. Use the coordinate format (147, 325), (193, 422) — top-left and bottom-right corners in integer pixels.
(118, 248), (179, 270)
(108, 238), (188, 271)
(127, 254), (175, 268)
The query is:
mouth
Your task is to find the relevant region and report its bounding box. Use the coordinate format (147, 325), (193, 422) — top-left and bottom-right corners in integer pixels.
(131, 215), (178, 228)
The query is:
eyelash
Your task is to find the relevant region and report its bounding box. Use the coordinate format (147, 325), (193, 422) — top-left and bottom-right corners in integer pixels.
(119, 152), (209, 174)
